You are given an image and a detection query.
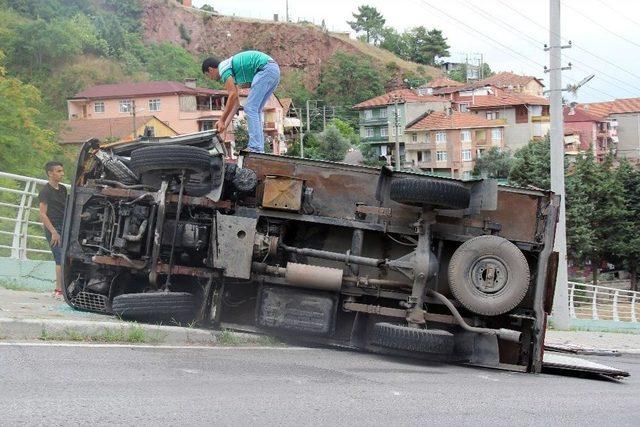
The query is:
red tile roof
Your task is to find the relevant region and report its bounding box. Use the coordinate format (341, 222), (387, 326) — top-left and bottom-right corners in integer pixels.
(58, 116), (173, 144)
(467, 93), (549, 109)
(405, 111), (505, 131)
(425, 77), (464, 89)
(581, 97), (640, 116)
(564, 106), (606, 122)
(280, 97), (293, 113)
(477, 71), (544, 88)
(353, 89), (446, 109)
(70, 81), (221, 100)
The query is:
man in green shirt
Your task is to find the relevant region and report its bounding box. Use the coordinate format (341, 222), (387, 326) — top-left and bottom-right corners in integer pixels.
(202, 51), (280, 152)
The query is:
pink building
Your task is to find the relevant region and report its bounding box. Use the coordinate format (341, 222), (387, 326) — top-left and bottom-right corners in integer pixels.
(563, 106), (614, 162)
(67, 80), (285, 152)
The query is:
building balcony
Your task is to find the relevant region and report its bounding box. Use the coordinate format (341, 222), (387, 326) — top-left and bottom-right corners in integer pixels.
(264, 121), (277, 131)
(532, 115), (550, 123)
(405, 142), (435, 150)
(362, 136), (390, 144)
(360, 117), (389, 125)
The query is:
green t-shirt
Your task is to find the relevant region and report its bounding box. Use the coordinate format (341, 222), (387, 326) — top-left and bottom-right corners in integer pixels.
(219, 50), (273, 85)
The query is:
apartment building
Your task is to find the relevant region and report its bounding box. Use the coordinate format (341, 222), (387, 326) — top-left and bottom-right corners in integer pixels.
(404, 110), (506, 179)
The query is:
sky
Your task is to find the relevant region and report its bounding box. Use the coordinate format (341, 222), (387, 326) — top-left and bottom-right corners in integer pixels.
(193, 0), (640, 103)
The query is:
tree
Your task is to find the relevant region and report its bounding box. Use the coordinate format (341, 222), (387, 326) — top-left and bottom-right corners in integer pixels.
(142, 43), (203, 84)
(0, 50), (59, 176)
(276, 69), (313, 110)
(347, 5), (385, 44)
(613, 159), (640, 290)
(360, 142), (386, 167)
(380, 27), (408, 58)
(316, 125), (350, 161)
(316, 52), (387, 109)
(404, 27), (450, 66)
(449, 63), (495, 83)
(473, 147), (512, 179)
(233, 119), (249, 151)
(328, 118), (360, 146)
(508, 136), (550, 189)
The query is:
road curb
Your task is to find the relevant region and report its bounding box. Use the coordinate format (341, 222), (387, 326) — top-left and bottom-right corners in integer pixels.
(0, 317), (267, 346)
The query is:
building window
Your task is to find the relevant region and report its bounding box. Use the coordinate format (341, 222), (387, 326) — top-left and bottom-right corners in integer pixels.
(486, 111), (499, 120)
(417, 151), (423, 162)
(364, 110), (373, 119)
(379, 108), (387, 118)
(491, 128), (502, 141)
(461, 149), (472, 161)
(149, 99), (161, 112)
(119, 100), (133, 113)
(435, 131), (446, 144)
(380, 127), (388, 137)
(94, 101), (105, 113)
(460, 130), (471, 142)
(459, 103), (469, 112)
(365, 127), (374, 138)
(477, 148), (485, 159)
(411, 132), (417, 142)
(436, 151), (448, 162)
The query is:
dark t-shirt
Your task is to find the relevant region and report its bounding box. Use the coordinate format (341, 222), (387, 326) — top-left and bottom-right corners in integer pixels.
(38, 183), (67, 231)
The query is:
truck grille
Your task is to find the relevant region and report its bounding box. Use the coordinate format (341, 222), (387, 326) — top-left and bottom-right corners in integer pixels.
(72, 291), (109, 313)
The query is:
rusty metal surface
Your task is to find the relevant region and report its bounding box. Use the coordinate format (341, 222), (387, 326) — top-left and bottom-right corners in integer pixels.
(262, 176), (303, 211)
(92, 255), (146, 269)
(155, 262), (213, 278)
(544, 251), (560, 314)
(213, 213), (257, 279)
(471, 190), (542, 243)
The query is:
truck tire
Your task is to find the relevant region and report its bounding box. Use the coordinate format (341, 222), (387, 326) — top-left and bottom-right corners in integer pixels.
(370, 323), (454, 354)
(390, 178), (470, 210)
(130, 145), (211, 175)
(111, 292), (196, 321)
(448, 235), (530, 316)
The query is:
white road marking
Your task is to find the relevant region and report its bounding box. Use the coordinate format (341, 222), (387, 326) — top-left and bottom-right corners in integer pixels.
(0, 342), (312, 350)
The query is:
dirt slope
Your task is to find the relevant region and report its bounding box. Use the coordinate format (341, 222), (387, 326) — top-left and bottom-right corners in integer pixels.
(141, 0), (441, 89)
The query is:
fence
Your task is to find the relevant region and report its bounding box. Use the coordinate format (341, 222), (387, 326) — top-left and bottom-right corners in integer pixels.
(0, 171), (66, 261)
(569, 281), (640, 323)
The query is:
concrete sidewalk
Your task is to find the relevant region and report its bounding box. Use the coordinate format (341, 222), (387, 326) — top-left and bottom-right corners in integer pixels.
(0, 287), (271, 346)
(1, 286), (640, 353)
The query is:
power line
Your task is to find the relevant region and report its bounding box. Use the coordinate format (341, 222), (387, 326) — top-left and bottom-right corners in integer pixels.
(593, 0), (640, 28)
(562, 1), (640, 50)
(494, 0), (640, 83)
(458, 0), (640, 95)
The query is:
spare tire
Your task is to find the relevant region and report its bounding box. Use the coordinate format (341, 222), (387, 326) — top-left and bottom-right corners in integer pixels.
(390, 178), (470, 210)
(370, 323), (454, 354)
(130, 145), (211, 175)
(111, 292), (196, 322)
(448, 235), (530, 316)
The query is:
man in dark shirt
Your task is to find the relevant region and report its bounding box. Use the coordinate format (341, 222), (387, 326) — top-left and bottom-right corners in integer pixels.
(38, 161), (67, 298)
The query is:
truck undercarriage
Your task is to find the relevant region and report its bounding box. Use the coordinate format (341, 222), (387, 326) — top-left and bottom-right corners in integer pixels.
(61, 131), (561, 373)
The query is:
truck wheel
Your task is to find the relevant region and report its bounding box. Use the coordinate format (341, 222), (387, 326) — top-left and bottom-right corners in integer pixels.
(448, 235), (530, 316)
(111, 292), (196, 322)
(130, 145), (211, 175)
(390, 178), (470, 210)
(370, 323), (454, 354)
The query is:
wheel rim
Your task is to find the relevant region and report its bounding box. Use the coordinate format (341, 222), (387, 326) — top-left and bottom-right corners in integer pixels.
(469, 256), (508, 294)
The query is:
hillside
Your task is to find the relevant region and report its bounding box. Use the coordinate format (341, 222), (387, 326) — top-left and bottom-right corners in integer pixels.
(141, 0), (441, 89)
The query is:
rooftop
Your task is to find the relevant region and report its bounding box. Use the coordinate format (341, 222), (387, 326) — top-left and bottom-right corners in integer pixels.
(70, 81), (222, 100)
(424, 77), (464, 89)
(581, 97), (640, 116)
(58, 115), (170, 144)
(564, 106), (608, 122)
(353, 89), (446, 109)
(467, 92), (549, 109)
(477, 71), (545, 88)
(405, 110), (505, 131)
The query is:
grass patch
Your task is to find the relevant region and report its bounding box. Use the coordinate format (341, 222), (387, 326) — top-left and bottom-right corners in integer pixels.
(215, 329), (284, 347)
(39, 325), (166, 344)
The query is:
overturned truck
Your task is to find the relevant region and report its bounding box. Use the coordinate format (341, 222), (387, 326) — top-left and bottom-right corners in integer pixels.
(62, 131), (560, 373)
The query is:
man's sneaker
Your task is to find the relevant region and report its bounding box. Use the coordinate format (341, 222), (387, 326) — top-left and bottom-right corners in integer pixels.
(53, 289), (63, 299)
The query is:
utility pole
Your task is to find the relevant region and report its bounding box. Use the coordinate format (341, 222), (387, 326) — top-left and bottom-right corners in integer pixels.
(306, 100), (311, 134)
(299, 107), (304, 158)
(323, 106), (326, 131)
(393, 97), (401, 170)
(285, 0), (289, 22)
(549, 0), (570, 329)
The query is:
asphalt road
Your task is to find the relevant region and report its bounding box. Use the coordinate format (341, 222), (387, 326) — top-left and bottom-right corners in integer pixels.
(1, 343), (638, 426)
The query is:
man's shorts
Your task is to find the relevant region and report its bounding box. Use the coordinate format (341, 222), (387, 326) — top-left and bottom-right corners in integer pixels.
(45, 229), (62, 265)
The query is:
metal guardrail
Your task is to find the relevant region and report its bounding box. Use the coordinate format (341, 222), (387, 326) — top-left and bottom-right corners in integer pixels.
(569, 281), (640, 323)
(0, 171), (68, 261)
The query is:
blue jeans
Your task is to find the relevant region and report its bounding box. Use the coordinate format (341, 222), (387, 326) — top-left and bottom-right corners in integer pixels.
(245, 62), (280, 152)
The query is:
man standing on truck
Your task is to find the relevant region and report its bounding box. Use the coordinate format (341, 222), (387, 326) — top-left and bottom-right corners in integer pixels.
(38, 161), (67, 299)
(202, 50), (280, 153)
